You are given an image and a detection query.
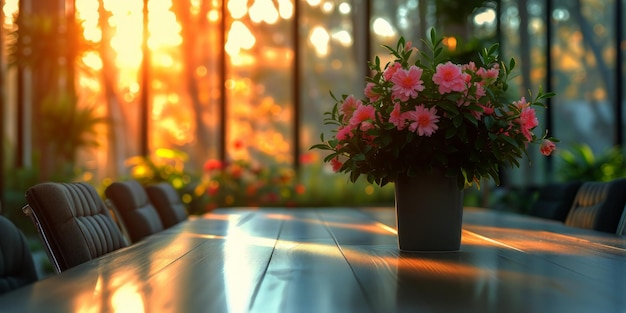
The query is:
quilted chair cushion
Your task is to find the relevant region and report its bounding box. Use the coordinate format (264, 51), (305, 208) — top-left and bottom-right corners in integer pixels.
(528, 181), (582, 222)
(565, 178), (626, 233)
(146, 183), (188, 229)
(25, 182), (129, 272)
(105, 180), (164, 243)
(0, 215), (38, 294)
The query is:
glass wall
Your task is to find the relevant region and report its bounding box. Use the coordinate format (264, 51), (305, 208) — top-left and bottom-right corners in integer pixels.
(2, 0), (626, 215)
(551, 0), (616, 155)
(499, 0), (549, 185)
(225, 1), (294, 166)
(299, 0), (363, 157)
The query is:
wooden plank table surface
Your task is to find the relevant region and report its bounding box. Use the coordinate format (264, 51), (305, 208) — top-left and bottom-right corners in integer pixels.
(0, 207), (625, 313)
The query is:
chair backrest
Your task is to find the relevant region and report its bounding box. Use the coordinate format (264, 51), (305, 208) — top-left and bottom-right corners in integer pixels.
(0, 215), (38, 294)
(565, 178), (626, 233)
(105, 180), (164, 243)
(145, 182), (188, 228)
(528, 181), (582, 222)
(24, 182), (129, 273)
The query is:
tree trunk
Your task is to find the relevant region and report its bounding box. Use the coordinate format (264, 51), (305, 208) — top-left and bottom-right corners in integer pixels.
(98, 0), (127, 178)
(172, 0), (212, 167)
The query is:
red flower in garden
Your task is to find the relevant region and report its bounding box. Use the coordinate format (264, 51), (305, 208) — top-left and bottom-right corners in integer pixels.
(233, 139), (244, 150)
(229, 164), (243, 178)
(203, 159), (223, 172)
(295, 184), (306, 195)
(299, 152), (316, 165)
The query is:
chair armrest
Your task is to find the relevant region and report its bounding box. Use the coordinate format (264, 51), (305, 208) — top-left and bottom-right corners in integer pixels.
(104, 199), (132, 244)
(617, 206), (626, 236)
(22, 204), (62, 274)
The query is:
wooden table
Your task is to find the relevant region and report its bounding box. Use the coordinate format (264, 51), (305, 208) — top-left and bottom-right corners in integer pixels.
(1, 207), (625, 313)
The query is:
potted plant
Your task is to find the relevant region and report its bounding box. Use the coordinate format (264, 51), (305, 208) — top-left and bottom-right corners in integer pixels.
(311, 29), (556, 252)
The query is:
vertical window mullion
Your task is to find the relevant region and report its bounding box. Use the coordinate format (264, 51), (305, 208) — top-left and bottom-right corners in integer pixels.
(293, 0), (301, 170)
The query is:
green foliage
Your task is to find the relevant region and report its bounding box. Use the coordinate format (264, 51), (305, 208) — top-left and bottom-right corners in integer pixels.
(123, 148), (208, 215)
(40, 92), (105, 164)
(557, 144), (626, 182)
(2, 167), (41, 236)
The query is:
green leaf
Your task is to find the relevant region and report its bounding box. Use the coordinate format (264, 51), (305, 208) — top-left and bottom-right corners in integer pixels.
(462, 112), (478, 126)
(501, 135), (519, 148)
(446, 126), (457, 139)
(323, 153), (338, 163)
(437, 101), (460, 114)
(488, 43), (499, 56)
(309, 143), (331, 150)
(353, 153), (367, 161)
(453, 114), (463, 128)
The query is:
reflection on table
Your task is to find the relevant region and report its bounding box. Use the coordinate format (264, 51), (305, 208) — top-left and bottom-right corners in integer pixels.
(0, 207), (624, 313)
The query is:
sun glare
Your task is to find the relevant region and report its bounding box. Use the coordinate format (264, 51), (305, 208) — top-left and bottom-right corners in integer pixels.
(103, 1), (144, 68)
(76, 0), (101, 42)
(310, 26), (330, 56)
(148, 0), (182, 49)
(373, 17), (395, 37)
(277, 0), (294, 19)
(82, 51), (103, 71)
(226, 21), (256, 56)
(228, 0), (248, 19)
(249, 0), (279, 24)
(2, 0), (17, 26)
(307, 0), (322, 7)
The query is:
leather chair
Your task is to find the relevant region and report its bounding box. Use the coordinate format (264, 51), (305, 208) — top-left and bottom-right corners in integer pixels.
(105, 180), (164, 243)
(145, 182), (188, 228)
(0, 215), (38, 294)
(528, 181), (582, 222)
(565, 178), (626, 233)
(23, 182), (129, 273)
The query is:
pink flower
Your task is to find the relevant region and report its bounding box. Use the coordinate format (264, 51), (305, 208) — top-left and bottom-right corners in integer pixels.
(432, 61), (467, 94)
(406, 105), (439, 136)
(383, 62), (403, 81)
(340, 95), (361, 123)
(477, 64), (499, 85)
(540, 139), (556, 156)
(462, 61), (477, 72)
(389, 103), (406, 130)
(404, 40), (412, 51)
(474, 83), (486, 99)
(330, 157), (343, 172)
(520, 107), (538, 127)
(349, 104), (376, 131)
(518, 107), (538, 141)
(481, 104), (494, 115)
(364, 83), (380, 102)
(456, 83), (484, 107)
(391, 65), (425, 101)
(336, 125), (354, 141)
(471, 110), (483, 120)
(514, 97), (529, 109)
